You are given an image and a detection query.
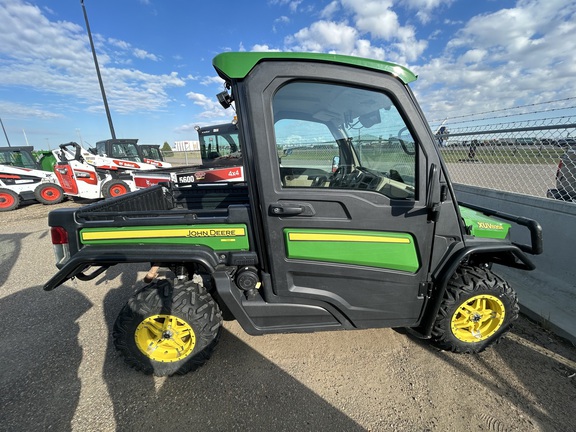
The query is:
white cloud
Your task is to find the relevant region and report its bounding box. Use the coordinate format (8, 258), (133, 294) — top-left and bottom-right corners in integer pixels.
(281, 0), (429, 63)
(252, 44), (282, 52)
(412, 0), (576, 120)
(108, 37), (161, 62)
(134, 48), (159, 61)
(286, 20), (359, 53)
(447, 0), (576, 64)
(274, 16), (290, 24)
(339, 0), (428, 61)
(0, 0), (183, 117)
(459, 49), (486, 64)
(401, 0), (454, 24)
(273, 15), (290, 33)
(353, 39), (386, 60)
(269, 0), (303, 13)
(0, 101), (63, 119)
(186, 92), (219, 110)
(320, 1), (340, 19)
(200, 75), (226, 86)
(185, 91), (232, 119)
(108, 38), (130, 50)
(341, 0), (398, 39)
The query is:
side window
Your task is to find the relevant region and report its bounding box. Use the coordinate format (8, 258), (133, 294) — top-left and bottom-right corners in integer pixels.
(275, 119), (339, 188)
(96, 142), (106, 157)
(273, 81), (417, 200)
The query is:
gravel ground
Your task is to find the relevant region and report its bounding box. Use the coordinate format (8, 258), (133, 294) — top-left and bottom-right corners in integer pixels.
(1, 200), (575, 432)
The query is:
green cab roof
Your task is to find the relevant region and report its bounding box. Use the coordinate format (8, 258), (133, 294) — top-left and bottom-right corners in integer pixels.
(212, 52), (418, 84)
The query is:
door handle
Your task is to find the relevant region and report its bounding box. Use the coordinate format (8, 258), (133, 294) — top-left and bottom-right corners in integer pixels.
(269, 202), (316, 216)
(269, 203), (304, 216)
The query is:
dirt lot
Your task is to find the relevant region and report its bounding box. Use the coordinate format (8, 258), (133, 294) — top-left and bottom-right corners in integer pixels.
(1, 199), (575, 432)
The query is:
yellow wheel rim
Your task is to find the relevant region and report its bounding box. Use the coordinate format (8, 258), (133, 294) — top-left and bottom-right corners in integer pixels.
(135, 314), (196, 362)
(451, 294), (505, 343)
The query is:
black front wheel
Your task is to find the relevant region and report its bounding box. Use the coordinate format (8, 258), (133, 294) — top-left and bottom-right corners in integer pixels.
(113, 278), (222, 376)
(431, 265), (519, 353)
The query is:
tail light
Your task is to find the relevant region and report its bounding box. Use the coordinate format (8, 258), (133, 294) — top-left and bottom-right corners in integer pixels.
(50, 226), (70, 265)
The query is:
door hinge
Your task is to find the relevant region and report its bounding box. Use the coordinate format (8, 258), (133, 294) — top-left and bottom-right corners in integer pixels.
(418, 282), (434, 299)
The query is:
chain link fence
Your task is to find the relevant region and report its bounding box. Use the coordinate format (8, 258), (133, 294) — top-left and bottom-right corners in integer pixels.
(433, 116), (576, 202)
(162, 150), (201, 167)
(162, 115), (576, 203)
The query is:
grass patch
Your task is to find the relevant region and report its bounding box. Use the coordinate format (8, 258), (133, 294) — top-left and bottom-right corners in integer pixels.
(440, 147), (564, 164)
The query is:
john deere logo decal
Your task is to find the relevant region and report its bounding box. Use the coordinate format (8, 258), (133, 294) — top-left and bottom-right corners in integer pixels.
(186, 228), (244, 238)
(80, 224), (249, 251)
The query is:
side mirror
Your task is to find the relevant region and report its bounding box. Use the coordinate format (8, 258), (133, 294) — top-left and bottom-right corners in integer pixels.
(217, 90), (234, 109)
(278, 148), (293, 165)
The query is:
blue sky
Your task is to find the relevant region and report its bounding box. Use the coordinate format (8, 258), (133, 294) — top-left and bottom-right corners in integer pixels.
(1, 0), (575, 150)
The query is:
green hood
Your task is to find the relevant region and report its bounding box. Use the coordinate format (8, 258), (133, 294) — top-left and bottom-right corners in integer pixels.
(459, 206), (511, 240)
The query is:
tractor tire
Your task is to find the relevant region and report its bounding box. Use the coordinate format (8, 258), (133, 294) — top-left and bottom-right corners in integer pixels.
(0, 188), (20, 212)
(102, 179), (130, 198)
(431, 265), (518, 353)
(34, 183), (64, 205)
(113, 278), (222, 376)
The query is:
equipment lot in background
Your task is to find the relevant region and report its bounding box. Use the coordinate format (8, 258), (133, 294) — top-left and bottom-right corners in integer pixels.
(1, 201), (575, 432)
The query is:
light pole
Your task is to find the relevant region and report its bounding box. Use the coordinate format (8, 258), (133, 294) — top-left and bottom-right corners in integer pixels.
(81, 0), (116, 139)
(1, 117), (11, 147)
(76, 128), (84, 146)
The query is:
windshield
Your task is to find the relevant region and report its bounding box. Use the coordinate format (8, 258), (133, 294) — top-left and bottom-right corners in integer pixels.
(199, 124), (241, 162)
(141, 146), (162, 161)
(0, 149), (38, 169)
(96, 142), (142, 162)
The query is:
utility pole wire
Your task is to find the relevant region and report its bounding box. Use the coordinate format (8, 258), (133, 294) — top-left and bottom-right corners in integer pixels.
(429, 97), (576, 123)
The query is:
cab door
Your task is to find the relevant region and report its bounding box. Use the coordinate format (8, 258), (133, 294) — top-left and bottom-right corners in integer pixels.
(239, 61), (442, 328)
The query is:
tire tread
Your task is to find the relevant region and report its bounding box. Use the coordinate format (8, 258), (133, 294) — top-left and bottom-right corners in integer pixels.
(431, 265), (519, 353)
(113, 278), (222, 376)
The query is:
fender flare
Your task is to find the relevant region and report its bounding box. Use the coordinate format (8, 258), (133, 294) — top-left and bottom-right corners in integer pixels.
(43, 244), (221, 291)
(415, 243), (535, 338)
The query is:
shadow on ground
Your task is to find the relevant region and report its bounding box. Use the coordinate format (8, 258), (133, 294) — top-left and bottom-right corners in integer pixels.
(101, 273), (366, 431)
(0, 285), (92, 432)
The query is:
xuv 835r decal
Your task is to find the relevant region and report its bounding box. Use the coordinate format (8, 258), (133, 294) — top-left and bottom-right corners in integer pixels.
(459, 206), (511, 240)
(284, 229), (419, 273)
(80, 224), (249, 251)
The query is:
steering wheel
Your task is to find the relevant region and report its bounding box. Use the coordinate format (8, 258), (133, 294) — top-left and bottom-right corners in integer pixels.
(328, 166), (348, 187)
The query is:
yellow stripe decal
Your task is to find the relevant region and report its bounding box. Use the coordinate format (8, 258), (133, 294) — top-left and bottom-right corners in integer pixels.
(288, 232), (410, 244)
(82, 227), (246, 241)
